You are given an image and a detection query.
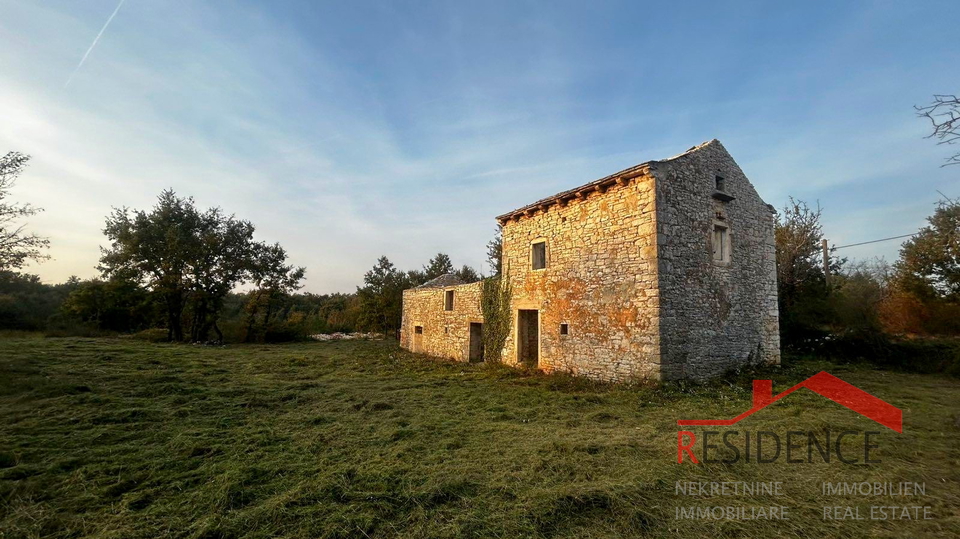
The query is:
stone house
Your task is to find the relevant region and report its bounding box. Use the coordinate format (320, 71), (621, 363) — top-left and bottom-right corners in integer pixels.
(400, 140), (779, 381)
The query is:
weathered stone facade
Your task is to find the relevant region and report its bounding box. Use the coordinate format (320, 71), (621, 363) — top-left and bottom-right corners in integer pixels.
(653, 141), (780, 379)
(400, 276), (485, 361)
(498, 161), (662, 380)
(400, 140), (779, 381)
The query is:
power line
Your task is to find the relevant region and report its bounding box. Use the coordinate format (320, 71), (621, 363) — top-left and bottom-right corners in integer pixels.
(834, 233), (917, 250)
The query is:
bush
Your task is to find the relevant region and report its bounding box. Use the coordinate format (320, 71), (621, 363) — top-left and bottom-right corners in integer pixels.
(257, 312), (310, 343)
(43, 314), (114, 338)
(818, 330), (960, 377)
(0, 272), (78, 331)
(218, 318), (246, 344)
(878, 291), (960, 336)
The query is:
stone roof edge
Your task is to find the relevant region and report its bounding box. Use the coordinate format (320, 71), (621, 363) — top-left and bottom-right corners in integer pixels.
(405, 279), (484, 293)
(415, 273), (463, 289)
(495, 139), (719, 223)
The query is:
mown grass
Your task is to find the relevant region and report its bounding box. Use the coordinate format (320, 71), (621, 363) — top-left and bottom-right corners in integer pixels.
(0, 337), (958, 538)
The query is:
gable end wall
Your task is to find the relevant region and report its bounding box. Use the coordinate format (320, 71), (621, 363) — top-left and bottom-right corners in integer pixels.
(653, 142), (780, 380)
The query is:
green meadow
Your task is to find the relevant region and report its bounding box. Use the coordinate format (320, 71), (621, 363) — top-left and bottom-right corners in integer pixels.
(1, 336), (958, 538)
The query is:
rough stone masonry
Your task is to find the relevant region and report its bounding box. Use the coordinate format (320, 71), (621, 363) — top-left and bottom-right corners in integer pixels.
(400, 140), (779, 381)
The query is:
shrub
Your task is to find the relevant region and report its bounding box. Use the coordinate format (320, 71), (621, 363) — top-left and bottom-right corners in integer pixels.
(43, 314), (114, 338)
(818, 330), (960, 377)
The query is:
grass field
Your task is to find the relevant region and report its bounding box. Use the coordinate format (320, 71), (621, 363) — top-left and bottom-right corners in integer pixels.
(1, 337), (958, 538)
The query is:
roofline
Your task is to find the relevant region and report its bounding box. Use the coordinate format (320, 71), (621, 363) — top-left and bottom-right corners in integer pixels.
(495, 139), (721, 224)
(495, 161), (654, 223)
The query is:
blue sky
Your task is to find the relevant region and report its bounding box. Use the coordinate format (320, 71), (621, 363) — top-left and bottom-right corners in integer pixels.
(1, 1), (957, 293)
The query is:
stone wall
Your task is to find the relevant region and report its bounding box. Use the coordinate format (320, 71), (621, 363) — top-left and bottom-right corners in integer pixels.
(400, 281), (484, 362)
(499, 171), (661, 381)
(399, 139), (780, 382)
(653, 140), (780, 380)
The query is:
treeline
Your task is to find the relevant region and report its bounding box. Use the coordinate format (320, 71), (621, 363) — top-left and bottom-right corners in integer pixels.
(4, 192), (960, 357)
(0, 182), (483, 342)
(0, 249), (483, 342)
(3, 149), (959, 363)
(354, 253), (485, 337)
(0, 185), (351, 342)
(777, 197), (960, 376)
(0, 271), (363, 341)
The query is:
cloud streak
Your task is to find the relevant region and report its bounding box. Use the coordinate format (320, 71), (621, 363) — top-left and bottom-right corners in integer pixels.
(0, 1), (956, 292)
(64, 0), (126, 88)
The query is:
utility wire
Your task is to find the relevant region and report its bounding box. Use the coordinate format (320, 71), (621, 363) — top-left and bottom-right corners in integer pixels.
(834, 233), (917, 250)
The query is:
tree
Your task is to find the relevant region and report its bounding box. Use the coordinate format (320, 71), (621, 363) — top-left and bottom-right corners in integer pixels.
(486, 226), (503, 275)
(776, 198), (826, 304)
(0, 152), (49, 270)
(242, 243), (305, 342)
(917, 94), (960, 166)
(454, 264), (481, 283)
(100, 190), (201, 341)
(100, 189), (296, 342)
(422, 253), (454, 281)
(0, 271), (77, 330)
(774, 198), (842, 342)
(406, 268), (427, 287)
(61, 278), (152, 332)
(893, 197), (960, 302)
(357, 256), (407, 335)
(407, 254), (479, 286)
(833, 259), (891, 334)
(187, 208), (258, 342)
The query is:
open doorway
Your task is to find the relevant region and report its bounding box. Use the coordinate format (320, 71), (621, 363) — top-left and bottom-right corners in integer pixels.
(468, 322), (484, 362)
(517, 309), (539, 366)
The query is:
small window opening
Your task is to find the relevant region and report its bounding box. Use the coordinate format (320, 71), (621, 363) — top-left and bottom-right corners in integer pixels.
(715, 175), (725, 191)
(560, 323), (569, 336)
(532, 241), (547, 270)
(444, 290), (454, 311)
(415, 326), (423, 334)
(712, 225), (729, 263)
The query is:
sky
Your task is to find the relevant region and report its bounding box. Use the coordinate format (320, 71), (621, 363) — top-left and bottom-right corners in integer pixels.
(1, 1), (957, 293)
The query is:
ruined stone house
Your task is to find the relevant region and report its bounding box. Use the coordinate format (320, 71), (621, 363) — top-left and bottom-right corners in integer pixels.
(400, 140), (779, 381)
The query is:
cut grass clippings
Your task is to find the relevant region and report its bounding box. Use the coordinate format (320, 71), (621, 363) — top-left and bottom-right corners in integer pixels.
(0, 337), (958, 538)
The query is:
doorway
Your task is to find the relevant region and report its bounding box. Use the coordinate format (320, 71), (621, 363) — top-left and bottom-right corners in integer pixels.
(517, 310), (539, 366)
(413, 326), (423, 353)
(468, 322), (484, 362)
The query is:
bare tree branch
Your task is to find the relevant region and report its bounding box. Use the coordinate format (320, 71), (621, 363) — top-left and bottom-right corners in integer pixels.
(916, 94), (960, 166)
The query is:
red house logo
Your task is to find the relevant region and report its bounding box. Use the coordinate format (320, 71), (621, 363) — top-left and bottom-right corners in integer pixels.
(677, 371), (902, 433)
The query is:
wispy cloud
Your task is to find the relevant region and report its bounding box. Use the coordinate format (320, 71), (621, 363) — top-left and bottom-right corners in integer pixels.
(64, 0), (126, 88)
(1, 1), (957, 292)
